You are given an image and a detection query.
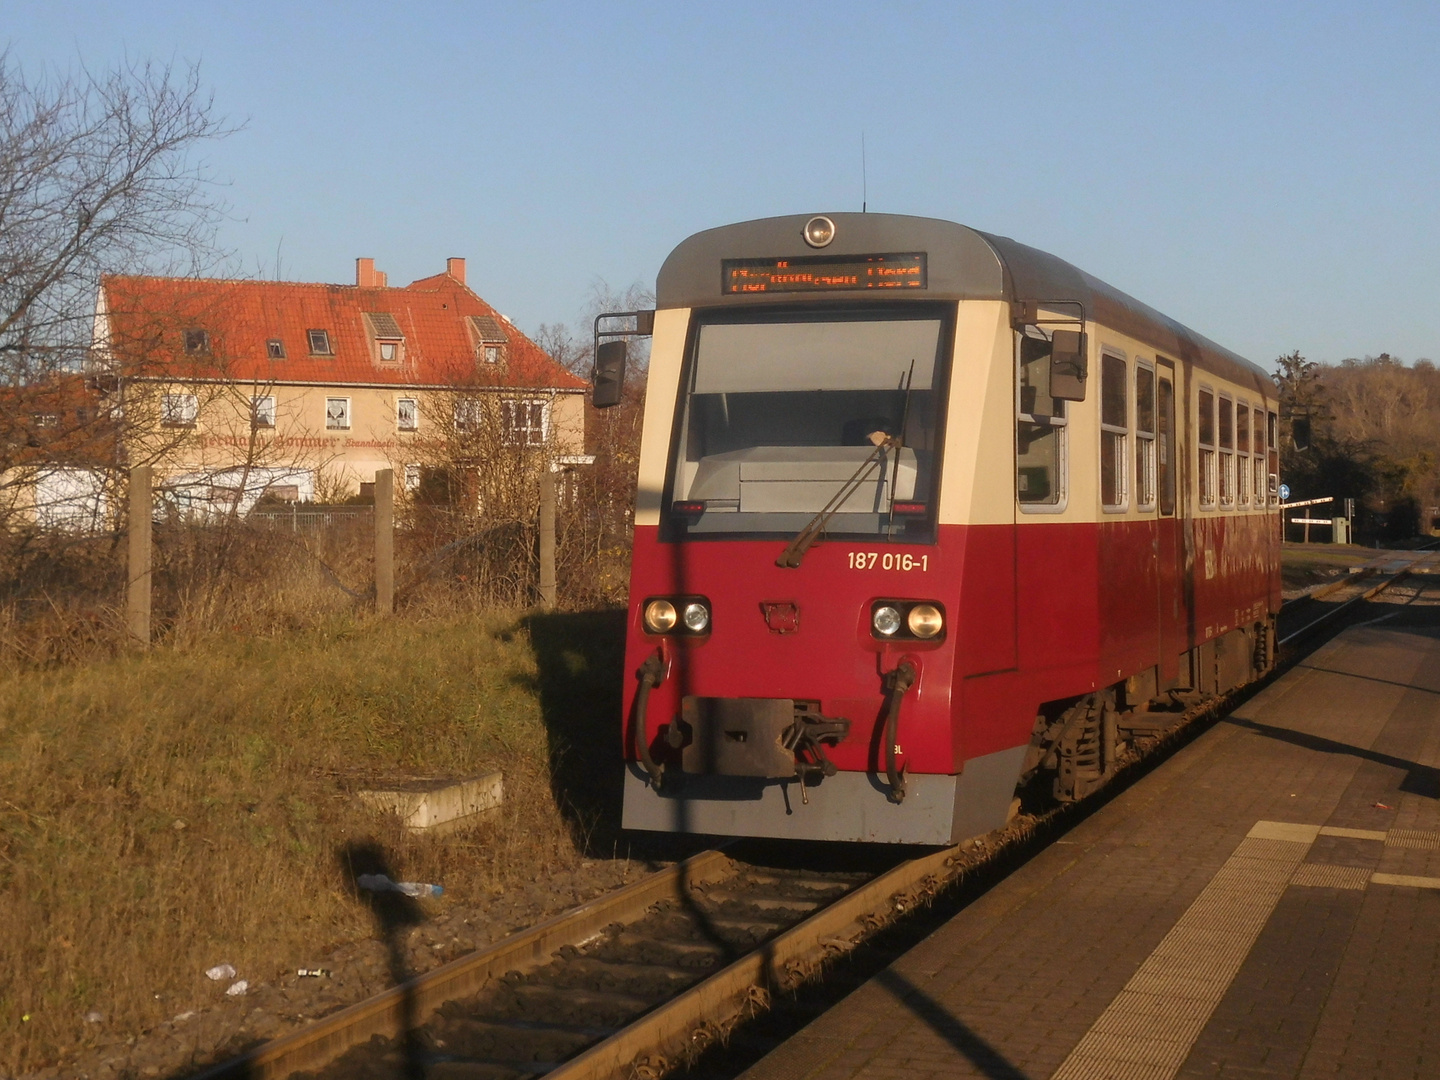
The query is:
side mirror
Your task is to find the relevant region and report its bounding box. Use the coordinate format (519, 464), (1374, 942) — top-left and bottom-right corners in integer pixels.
(1050, 329), (1088, 401)
(1292, 416), (1311, 452)
(593, 340), (628, 409)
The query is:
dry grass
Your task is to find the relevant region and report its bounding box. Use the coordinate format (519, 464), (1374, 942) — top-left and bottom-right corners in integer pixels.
(0, 608), (624, 1075)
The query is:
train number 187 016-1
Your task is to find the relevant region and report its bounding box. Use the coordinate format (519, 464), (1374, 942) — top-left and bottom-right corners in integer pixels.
(848, 551), (929, 572)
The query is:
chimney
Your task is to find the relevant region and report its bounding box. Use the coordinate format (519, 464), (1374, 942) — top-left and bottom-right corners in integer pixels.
(356, 257), (377, 287)
(446, 257), (466, 284)
(376, 271), (388, 287)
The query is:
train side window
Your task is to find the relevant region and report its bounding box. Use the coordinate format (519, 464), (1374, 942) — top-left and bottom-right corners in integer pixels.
(1267, 410), (1279, 501)
(1198, 387), (1217, 508)
(1100, 353), (1128, 510)
(1017, 327), (1066, 508)
(1235, 402), (1250, 507)
(1218, 394), (1235, 507)
(1135, 363), (1156, 511)
(1252, 407), (1267, 504)
(1157, 375), (1176, 515)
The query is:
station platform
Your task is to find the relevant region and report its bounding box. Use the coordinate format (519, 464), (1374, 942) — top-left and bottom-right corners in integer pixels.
(743, 605), (1440, 1080)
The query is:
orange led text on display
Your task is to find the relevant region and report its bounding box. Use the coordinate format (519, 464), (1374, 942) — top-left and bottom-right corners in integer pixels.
(722, 253), (926, 294)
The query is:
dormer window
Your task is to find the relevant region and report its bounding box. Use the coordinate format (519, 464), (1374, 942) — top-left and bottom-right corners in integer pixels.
(468, 315), (508, 363)
(363, 312), (405, 364)
(266, 339), (286, 360)
(307, 329), (333, 356)
(184, 328), (210, 354)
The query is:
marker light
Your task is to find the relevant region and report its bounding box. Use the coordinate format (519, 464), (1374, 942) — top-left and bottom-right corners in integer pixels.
(682, 601), (711, 633)
(907, 603), (944, 639)
(643, 599), (677, 634)
(803, 215), (836, 248)
(872, 605), (902, 636)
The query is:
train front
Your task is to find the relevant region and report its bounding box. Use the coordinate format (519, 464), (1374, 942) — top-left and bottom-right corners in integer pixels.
(614, 213), (1018, 845)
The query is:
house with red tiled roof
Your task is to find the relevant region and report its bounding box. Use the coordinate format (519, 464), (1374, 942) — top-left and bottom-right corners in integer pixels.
(93, 258), (588, 507)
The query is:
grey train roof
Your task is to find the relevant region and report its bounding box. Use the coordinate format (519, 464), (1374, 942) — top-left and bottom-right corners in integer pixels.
(656, 212), (1270, 396)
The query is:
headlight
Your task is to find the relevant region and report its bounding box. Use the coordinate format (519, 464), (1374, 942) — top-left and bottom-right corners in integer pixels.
(682, 601), (710, 632)
(872, 605), (902, 636)
(643, 599), (677, 634)
(907, 603), (944, 639)
(803, 215), (836, 248)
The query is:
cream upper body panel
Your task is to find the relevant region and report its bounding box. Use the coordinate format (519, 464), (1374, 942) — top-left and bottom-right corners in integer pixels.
(635, 306), (691, 528)
(937, 300), (1014, 527)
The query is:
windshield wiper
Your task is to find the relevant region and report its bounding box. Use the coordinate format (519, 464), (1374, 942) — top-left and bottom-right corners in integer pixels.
(776, 431), (895, 568)
(776, 362), (916, 569)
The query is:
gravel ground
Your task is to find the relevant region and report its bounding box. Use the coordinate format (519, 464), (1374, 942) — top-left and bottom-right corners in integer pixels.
(17, 856), (662, 1080)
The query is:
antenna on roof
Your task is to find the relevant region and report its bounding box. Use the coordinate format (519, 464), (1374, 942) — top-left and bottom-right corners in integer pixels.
(861, 131), (867, 213)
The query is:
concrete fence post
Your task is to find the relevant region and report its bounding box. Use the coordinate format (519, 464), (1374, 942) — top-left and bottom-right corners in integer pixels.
(126, 465), (152, 646)
(539, 467), (557, 610)
(375, 468), (394, 616)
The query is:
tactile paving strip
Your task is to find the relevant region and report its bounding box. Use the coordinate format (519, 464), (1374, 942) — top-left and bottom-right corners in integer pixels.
(1050, 822), (1313, 1080)
(1290, 863), (1371, 890)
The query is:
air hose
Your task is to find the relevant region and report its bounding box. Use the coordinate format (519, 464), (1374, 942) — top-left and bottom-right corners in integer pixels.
(884, 660), (917, 803)
(634, 651), (667, 789)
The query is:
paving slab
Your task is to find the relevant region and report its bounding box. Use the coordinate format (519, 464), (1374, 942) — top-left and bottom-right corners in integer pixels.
(742, 604), (1440, 1080)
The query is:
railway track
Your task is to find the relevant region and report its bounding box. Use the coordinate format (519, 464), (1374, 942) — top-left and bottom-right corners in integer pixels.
(190, 550), (1440, 1080)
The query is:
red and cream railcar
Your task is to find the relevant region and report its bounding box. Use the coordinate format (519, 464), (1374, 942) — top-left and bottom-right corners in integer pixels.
(611, 213), (1279, 845)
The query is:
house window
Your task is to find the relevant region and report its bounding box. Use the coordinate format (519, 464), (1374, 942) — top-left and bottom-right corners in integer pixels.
(1100, 353), (1129, 510)
(266, 339), (286, 360)
(1198, 388), (1216, 507)
(468, 315), (509, 363)
(1218, 394), (1235, 507)
(404, 464), (422, 491)
(1135, 363), (1156, 510)
(396, 397), (418, 431)
(308, 329), (333, 355)
(1016, 327), (1067, 508)
(252, 395), (276, 429)
(501, 399), (547, 446)
(162, 393), (199, 427)
(325, 397), (350, 430)
(454, 398), (483, 433)
(184, 328), (210, 354)
(364, 312), (405, 364)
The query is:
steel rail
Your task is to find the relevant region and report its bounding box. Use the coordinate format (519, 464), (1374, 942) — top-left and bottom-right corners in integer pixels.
(190, 849), (734, 1080)
(1278, 548), (1439, 647)
(545, 843), (962, 1080)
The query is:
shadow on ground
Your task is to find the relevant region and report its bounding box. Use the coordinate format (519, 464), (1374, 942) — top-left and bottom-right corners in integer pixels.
(522, 609), (700, 862)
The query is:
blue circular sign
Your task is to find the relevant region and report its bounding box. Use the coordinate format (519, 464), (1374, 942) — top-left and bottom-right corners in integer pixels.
(1278, 483), (1291, 501)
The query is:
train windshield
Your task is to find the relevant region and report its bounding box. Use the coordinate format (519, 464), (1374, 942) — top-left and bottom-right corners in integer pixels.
(666, 307), (950, 541)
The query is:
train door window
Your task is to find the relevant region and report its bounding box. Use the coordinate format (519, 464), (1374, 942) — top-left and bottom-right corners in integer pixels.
(1218, 394), (1235, 507)
(1100, 353), (1128, 510)
(1198, 387), (1217, 508)
(1252, 407), (1267, 503)
(1158, 373), (1176, 516)
(1235, 402), (1250, 507)
(1135, 363), (1156, 511)
(1267, 410), (1279, 501)
(1017, 326), (1066, 508)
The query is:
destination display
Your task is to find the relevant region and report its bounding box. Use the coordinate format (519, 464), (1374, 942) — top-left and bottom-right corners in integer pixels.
(723, 253), (926, 294)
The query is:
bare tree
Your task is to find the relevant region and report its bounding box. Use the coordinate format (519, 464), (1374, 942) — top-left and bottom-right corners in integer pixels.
(0, 52), (233, 527)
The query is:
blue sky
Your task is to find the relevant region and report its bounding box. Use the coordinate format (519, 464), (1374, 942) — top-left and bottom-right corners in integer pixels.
(7, 2), (1438, 365)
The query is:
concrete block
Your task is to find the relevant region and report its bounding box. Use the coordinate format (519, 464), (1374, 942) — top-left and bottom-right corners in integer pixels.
(359, 772), (503, 832)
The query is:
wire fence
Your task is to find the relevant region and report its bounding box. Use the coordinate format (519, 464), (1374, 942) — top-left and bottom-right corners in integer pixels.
(0, 486), (634, 671)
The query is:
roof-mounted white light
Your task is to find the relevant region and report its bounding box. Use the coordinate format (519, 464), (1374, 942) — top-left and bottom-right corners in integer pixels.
(803, 216), (836, 248)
